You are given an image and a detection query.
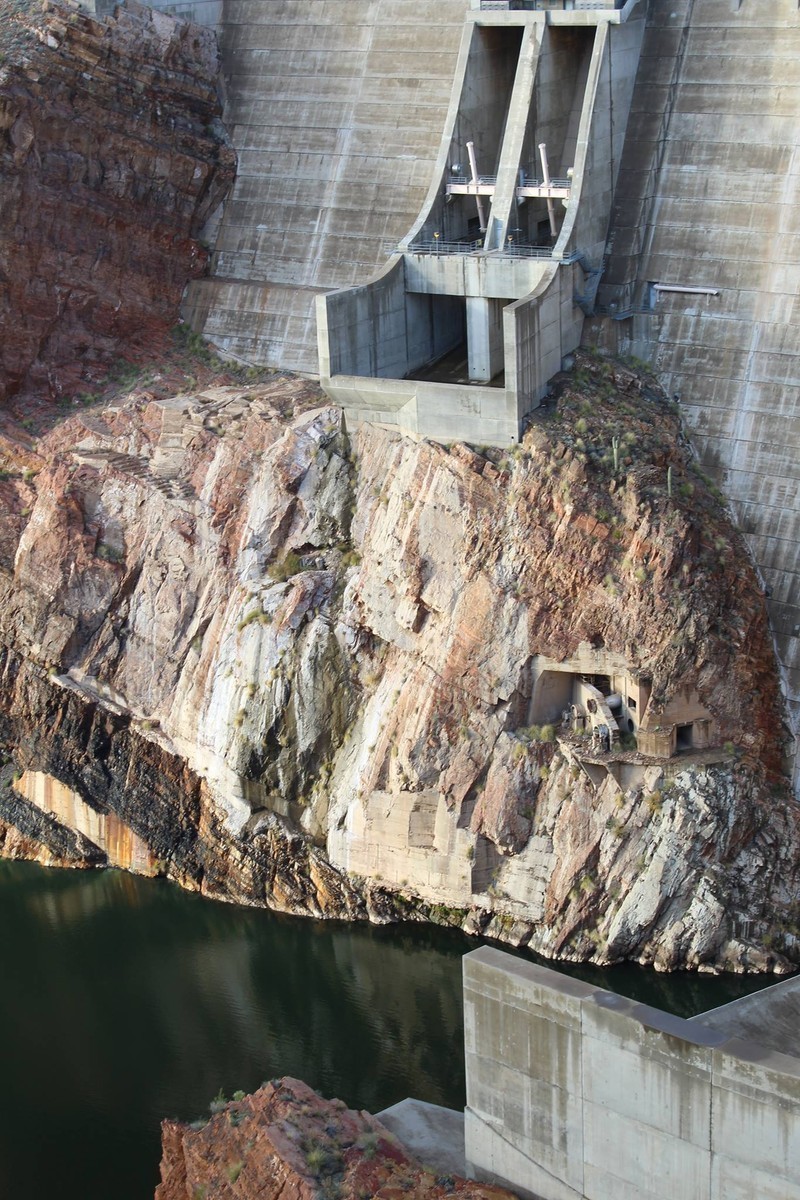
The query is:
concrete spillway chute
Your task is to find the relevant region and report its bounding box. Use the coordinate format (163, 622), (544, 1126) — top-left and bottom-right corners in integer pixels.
(317, 2), (646, 445)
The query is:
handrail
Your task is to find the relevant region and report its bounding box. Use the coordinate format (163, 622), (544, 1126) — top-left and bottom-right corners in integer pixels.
(381, 240), (587, 261)
(448, 175), (498, 187)
(480, 0), (624, 9)
(380, 241), (586, 262)
(407, 239), (486, 255)
(519, 175), (572, 189)
(500, 244), (554, 258)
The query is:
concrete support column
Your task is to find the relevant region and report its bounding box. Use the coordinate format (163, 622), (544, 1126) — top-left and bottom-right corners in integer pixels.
(467, 296), (505, 382)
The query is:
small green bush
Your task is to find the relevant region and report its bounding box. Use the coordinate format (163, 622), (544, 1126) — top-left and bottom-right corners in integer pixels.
(96, 542), (124, 564)
(267, 551), (303, 582)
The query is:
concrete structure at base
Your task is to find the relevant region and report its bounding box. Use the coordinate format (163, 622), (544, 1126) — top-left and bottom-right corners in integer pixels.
(527, 645), (716, 759)
(317, 1), (645, 445)
(463, 945), (800, 1200)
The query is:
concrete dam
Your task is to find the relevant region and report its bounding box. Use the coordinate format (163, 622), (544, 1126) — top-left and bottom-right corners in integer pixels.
(131, 0), (800, 785)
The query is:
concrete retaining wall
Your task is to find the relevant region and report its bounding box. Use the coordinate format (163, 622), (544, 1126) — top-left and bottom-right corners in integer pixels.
(464, 945), (800, 1200)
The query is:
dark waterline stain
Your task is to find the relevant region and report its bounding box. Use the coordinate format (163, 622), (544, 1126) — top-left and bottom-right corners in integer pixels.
(0, 860), (785, 1200)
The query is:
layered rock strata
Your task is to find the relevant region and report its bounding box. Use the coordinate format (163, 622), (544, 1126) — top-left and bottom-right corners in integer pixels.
(0, 356), (798, 972)
(0, 0), (235, 405)
(156, 1077), (517, 1200)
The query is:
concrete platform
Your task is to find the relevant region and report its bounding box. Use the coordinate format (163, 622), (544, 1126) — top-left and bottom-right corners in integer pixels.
(377, 1098), (467, 1178)
(690, 973), (800, 1057)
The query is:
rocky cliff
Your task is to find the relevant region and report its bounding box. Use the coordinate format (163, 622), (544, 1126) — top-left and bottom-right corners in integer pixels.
(0, 351), (798, 973)
(157, 1077), (517, 1200)
(0, 0), (235, 407)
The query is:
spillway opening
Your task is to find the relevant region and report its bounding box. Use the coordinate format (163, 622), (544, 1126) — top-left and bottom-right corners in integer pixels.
(510, 23), (595, 248)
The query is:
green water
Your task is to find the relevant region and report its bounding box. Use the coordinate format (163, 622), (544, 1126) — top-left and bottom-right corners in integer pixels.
(0, 860), (783, 1199)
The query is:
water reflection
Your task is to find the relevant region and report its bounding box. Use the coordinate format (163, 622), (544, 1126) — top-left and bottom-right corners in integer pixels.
(0, 862), (467, 1200)
(0, 860), (785, 1200)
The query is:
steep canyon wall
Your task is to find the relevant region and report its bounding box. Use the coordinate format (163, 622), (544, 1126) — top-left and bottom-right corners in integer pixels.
(1, 358), (798, 972)
(1, 0), (799, 976)
(0, 0), (235, 403)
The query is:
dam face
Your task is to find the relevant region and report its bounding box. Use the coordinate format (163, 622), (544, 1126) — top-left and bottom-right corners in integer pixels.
(159, 0), (469, 372)
(598, 0), (800, 788)
(105, 0), (798, 786)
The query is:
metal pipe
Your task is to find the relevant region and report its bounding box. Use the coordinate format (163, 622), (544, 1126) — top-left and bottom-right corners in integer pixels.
(652, 284), (720, 295)
(538, 142), (557, 238)
(466, 141), (487, 232)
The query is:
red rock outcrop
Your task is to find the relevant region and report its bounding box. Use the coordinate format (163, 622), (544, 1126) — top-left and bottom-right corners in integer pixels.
(156, 1077), (518, 1200)
(0, 0), (235, 405)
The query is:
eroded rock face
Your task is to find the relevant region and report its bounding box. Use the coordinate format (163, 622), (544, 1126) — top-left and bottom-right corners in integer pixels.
(156, 1077), (518, 1200)
(0, 358), (798, 972)
(0, 0), (235, 404)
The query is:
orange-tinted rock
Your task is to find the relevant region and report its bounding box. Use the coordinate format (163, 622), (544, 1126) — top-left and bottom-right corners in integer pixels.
(156, 1078), (519, 1200)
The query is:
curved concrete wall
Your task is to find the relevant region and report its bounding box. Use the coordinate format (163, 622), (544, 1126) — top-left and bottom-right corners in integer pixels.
(171, 0), (468, 372)
(598, 0), (800, 785)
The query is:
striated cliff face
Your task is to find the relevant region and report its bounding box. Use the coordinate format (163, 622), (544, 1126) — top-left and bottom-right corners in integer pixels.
(0, 352), (798, 973)
(0, 0), (235, 406)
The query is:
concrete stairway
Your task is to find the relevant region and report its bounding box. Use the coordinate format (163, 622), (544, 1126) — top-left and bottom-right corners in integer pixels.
(180, 0), (468, 372)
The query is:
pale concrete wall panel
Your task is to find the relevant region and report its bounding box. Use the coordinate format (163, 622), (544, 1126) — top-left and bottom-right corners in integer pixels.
(583, 1108), (711, 1200)
(464, 947), (800, 1200)
(582, 1030), (712, 1146)
(178, 0), (467, 370)
(711, 1157), (800, 1200)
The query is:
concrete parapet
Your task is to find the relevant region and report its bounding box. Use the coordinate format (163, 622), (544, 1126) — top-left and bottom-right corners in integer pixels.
(464, 945), (800, 1200)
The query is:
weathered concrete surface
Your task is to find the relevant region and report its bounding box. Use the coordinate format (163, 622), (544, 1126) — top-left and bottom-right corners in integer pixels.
(690, 974), (800, 1057)
(175, 0), (468, 372)
(377, 1098), (467, 1179)
(464, 945), (800, 1200)
(318, 8), (646, 445)
(597, 0), (800, 790)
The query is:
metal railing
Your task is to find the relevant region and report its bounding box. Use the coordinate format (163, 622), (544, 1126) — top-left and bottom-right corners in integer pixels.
(448, 174), (498, 187)
(380, 241), (586, 262)
(500, 244), (554, 258)
(480, 0), (623, 9)
(408, 239), (486, 255)
(519, 174), (572, 190)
